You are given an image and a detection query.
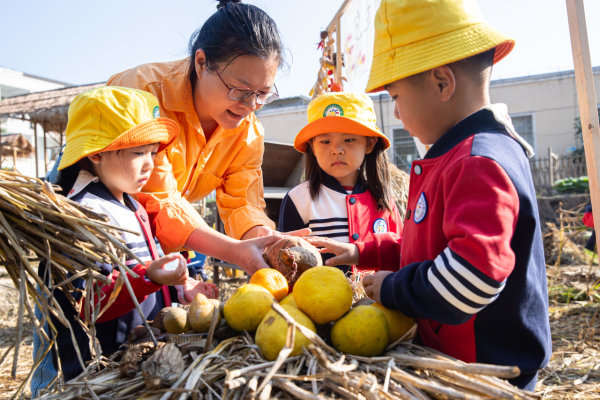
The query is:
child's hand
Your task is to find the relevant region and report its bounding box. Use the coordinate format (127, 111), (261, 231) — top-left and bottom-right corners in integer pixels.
(183, 278), (219, 302)
(362, 271), (392, 304)
(146, 254), (188, 286)
(305, 236), (359, 266)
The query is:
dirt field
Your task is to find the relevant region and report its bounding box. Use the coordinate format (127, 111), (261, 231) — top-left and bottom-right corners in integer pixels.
(0, 264), (599, 399)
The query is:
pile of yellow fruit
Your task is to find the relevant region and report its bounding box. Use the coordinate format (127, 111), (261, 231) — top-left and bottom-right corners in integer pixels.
(223, 266), (415, 361)
(158, 293), (221, 334)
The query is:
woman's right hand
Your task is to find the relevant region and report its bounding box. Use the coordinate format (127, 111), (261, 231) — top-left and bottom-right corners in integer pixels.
(233, 234), (282, 275)
(146, 253), (189, 286)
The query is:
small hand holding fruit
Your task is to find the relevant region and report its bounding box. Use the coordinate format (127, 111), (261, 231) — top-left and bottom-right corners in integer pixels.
(362, 271), (393, 304)
(146, 254), (189, 286)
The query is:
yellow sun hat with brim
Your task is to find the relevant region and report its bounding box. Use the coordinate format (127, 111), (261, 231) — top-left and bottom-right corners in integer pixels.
(294, 92), (390, 153)
(366, 0), (515, 93)
(58, 86), (179, 170)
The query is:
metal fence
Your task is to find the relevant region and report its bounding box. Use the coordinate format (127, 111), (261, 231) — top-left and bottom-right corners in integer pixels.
(529, 150), (587, 192)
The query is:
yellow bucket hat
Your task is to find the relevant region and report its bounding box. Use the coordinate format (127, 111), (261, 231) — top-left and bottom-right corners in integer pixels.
(366, 0), (515, 93)
(58, 86), (179, 170)
(294, 92), (390, 153)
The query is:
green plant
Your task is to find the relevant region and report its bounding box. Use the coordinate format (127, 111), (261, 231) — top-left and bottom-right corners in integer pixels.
(549, 285), (588, 304)
(553, 176), (589, 193)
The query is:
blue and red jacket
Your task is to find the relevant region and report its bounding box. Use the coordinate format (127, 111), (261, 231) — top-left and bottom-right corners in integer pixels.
(357, 108), (551, 389)
(279, 173), (402, 272)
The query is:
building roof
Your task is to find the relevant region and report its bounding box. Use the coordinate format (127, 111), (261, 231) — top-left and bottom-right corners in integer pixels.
(257, 95), (311, 115)
(491, 65), (600, 87)
(0, 133), (33, 157)
(0, 82), (104, 132)
(0, 65), (70, 86)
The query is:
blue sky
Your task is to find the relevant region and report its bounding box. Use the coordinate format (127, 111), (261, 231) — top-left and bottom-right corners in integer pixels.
(1, 0), (599, 98)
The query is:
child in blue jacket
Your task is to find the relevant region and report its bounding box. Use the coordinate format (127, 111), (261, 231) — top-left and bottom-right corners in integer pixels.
(308, 0), (551, 391)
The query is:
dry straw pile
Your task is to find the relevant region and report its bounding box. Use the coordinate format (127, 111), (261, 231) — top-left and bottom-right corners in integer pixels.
(37, 303), (538, 400)
(0, 169), (156, 397)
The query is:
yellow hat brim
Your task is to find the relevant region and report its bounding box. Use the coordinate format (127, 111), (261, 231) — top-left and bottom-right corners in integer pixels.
(367, 23), (514, 93)
(294, 116), (390, 153)
(58, 117), (179, 170)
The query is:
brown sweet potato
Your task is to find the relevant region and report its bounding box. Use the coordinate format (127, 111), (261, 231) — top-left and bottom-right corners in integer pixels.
(263, 237), (323, 284)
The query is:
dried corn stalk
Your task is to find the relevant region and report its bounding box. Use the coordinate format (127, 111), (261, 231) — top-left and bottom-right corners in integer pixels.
(37, 303), (540, 400)
(0, 170), (156, 397)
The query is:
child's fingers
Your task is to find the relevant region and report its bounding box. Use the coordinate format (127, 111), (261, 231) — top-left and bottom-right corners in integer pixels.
(286, 228), (311, 237)
(325, 254), (345, 266)
(304, 236), (328, 246)
(305, 237), (336, 253)
(153, 253), (180, 269)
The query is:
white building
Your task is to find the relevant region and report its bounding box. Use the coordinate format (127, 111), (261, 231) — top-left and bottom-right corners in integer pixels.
(0, 67), (67, 176)
(256, 66), (600, 171)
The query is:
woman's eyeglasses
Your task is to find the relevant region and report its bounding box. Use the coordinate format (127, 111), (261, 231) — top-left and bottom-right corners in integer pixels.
(214, 69), (279, 105)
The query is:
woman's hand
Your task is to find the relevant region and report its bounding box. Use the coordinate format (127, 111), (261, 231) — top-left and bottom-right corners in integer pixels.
(362, 271), (392, 304)
(305, 236), (359, 266)
(242, 225), (275, 239)
(233, 234), (282, 275)
(146, 253), (189, 286)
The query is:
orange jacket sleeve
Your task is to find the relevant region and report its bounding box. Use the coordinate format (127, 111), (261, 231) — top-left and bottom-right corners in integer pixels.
(135, 149), (205, 253)
(217, 122), (275, 239)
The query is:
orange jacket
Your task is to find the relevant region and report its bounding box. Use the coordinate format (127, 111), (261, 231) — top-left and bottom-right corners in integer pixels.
(108, 59), (274, 252)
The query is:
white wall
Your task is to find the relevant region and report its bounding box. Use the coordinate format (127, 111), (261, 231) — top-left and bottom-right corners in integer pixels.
(256, 105), (307, 145)
(490, 69), (600, 156)
(257, 68), (600, 162)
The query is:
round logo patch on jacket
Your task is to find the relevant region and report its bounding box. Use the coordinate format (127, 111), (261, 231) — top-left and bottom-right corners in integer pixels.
(373, 218), (388, 233)
(414, 192), (428, 224)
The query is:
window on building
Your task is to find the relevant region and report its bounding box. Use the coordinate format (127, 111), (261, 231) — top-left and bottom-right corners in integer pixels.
(392, 128), (419, 171)
(511, 115), (534, 149)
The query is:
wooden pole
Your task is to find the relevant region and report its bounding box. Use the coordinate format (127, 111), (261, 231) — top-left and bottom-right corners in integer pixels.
(335, 15), (343, 89)
(566, 0), (600, 252)
(325, 0), (352, 90)
(33, 123), (39, 178)
(43, 128), (48, 176)
(326, 0), (352, 33)
(548, 147), (554, 187)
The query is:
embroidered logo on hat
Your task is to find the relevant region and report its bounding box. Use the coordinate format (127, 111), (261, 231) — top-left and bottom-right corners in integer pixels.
(414, 192), (428, 224)
(323, 104), (344, 117)
(153, 106), (160, 119)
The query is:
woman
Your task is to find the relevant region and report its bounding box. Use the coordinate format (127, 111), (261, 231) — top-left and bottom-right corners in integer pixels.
(108, 0), (296, 273)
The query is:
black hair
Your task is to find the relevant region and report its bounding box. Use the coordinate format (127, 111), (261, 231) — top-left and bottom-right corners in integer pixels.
(449, 48), (496, 83)
(55, 158), (95, 195)
(305, 139), (393, 211)
(188, 0), (283, 87)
